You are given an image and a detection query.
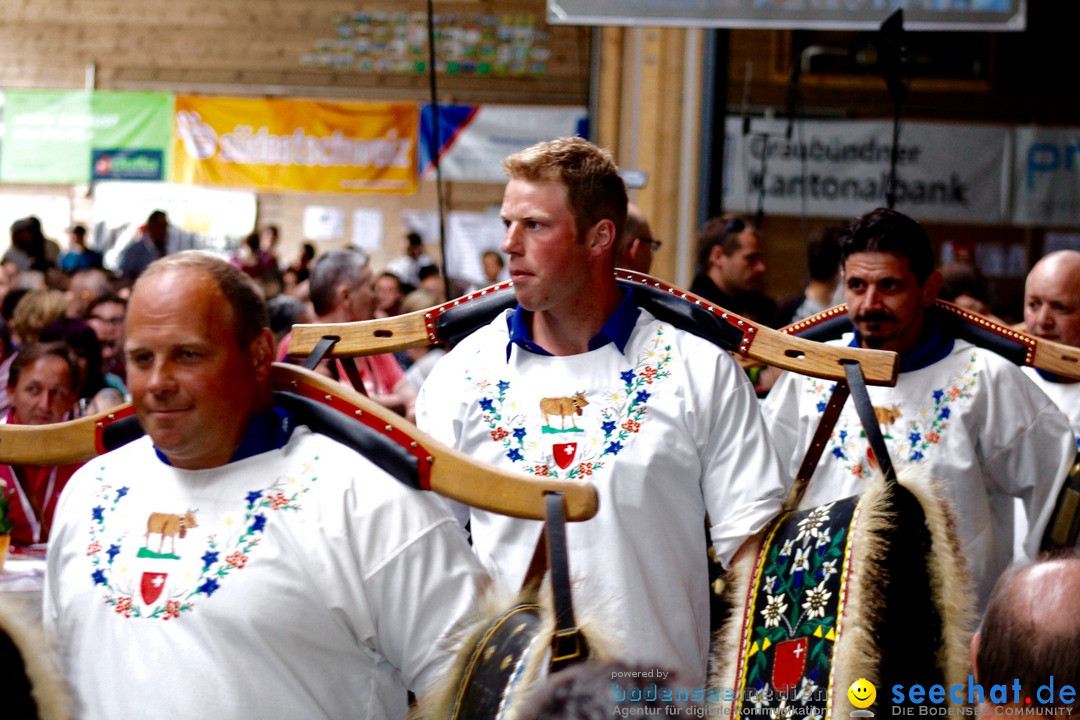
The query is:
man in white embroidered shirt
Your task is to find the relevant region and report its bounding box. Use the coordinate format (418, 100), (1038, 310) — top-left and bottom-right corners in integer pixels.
(417, 137), (789, 685)
(761, 208), (1075, 610)
(45, 253), (485, 720)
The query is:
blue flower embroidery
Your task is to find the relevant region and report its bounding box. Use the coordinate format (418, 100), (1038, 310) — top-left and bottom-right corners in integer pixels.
(513, 427), (526, 441)
(115, 487), (129, 500)
(201, 551), (219, 570)
(933, 389), (944, 402)
(245, 491), (262, 508)
(940, 407), (950, 420)
(816, 401), (827, 413)
(199, 578), (220, 597)
(909, 431), (921, 445)
(620, 370), (636, 386)
(107, 544), (121, 562)
(601, 421), (616, 435)
(635, 390), (651, 404)
(606, 441), (624, 455)
(250, 515), (267, 533)
(479, 398), (495, 412)
(91, 506), (104, 522)
(497, 380), (510, 393)
(507, 448), (523, 462)
(92, 569), (106, 585)
(832, 447), (845, 459)
(912, 451), (924, 461)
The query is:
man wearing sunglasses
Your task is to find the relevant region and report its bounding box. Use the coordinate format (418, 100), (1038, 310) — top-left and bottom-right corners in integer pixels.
(615, 203), (659, 274)
(690, 215), (778, 327)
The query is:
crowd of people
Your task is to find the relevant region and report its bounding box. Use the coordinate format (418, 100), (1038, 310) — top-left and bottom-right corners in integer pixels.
(0, 136), (1077, 719)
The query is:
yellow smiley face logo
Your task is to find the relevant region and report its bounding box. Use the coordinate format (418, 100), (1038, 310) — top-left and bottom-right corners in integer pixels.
(848, 678), (877, 709)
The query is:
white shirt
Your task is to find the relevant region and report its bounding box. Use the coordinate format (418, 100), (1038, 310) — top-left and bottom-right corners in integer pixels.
(418, 308), (788, 684)
(762, 335), (1075, 608)
(45, 427), (485, 720)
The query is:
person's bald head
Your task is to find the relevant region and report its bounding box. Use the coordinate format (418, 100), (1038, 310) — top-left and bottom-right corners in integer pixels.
(1025, 250), (1080, 347)
(616, 203), (657, 274)
(972, 556), (1080, 715)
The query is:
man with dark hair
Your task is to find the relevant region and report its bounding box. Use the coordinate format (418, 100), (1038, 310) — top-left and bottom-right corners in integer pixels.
(60, 224), (104, 273)
(615, 203), (659, 274)
(762, 207), (1074, 609)
(46, 252), (485, 719)
(117, 210), (171, 280)
(279, 248), (416, 418)
(418, 137), (787, 684)
(1, 342), (81, 546)
(385, 231), (433, 290)
(778, 224), (844, 326)
(971, 555), (1080, 717)
(690, 214), (777, 326)
(85, 294), (127, 381)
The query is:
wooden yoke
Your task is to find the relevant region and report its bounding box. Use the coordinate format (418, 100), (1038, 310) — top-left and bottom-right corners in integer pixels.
(288, 270), (900, 386)
(0, 364), (598, 523)
(785, 299), (1080, 380)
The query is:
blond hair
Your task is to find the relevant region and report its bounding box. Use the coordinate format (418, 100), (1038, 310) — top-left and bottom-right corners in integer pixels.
(11, 290), (68, 345)
(503, 137), (628, 242)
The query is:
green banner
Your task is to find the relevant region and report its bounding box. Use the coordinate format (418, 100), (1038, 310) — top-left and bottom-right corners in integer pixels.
(1, 90), (174, 184)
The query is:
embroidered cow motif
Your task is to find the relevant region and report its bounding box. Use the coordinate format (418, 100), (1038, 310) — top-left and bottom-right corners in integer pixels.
(872, 405), (902, 428)
(539, 393), (589, 429)
(144, 510), (198, 555)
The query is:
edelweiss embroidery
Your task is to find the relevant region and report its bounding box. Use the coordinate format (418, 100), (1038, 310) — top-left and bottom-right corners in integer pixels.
(810, 353), (978, 478)
(470, 325), (673, 480)
(86, 458), (320, 621)
(738, 499), (855, 720)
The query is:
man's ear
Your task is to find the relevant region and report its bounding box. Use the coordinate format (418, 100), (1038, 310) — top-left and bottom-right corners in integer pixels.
(709, 243), (726, 267)
(586, 218), (618, 258)
(922, 270), (944, 307)
(250, 328), (276, 382)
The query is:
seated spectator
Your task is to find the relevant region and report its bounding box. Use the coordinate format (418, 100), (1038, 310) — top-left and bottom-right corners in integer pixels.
(59, 225), (103, 273)
(65, 268), (112, 319)
(939, 261), (1001, 322)
(374, 271), (405, 319)
(385, 231), (433, 290)
(0, 342), (84, 547)
(40, 319), (126, 414)
(268, 294), (311, 347)
(277, 249), (416, 418)
(84, 295), (126, 383)
(11, 290), (68, 346)
(417, 264), (446, 304)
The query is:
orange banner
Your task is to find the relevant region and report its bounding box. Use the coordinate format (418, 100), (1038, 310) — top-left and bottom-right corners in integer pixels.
(172, 96), (417, 194)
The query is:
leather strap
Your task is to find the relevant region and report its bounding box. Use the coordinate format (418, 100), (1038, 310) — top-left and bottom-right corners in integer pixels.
(845, 362), (898, 486)
(544, 492), (588, 673)
(783, 379), (851, 513)
(303, 335), (339, 370)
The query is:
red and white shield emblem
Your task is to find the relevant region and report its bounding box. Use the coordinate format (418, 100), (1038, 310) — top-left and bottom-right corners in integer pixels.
(140, 572), (168, 605)
(771, 637), (808, 693)
(552, 442), (578, 469)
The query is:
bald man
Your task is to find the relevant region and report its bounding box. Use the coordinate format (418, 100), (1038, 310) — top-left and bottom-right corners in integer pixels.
(615, 203), (658, 274)
(970, 555), (1080, 717)
(1023, 250), (1080, 442)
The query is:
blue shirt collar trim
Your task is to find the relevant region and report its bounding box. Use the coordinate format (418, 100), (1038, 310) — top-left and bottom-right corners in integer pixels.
(842, 313), (954, 375)
(506, 288), (641, 360)
(153, 406), (296, 466)
(848, 313), (954, 373)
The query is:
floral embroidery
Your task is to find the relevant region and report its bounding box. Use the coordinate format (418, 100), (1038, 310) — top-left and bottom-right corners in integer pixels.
(87, 457), (320, 622)
(468, 325), (674, 480)
(808, 353), (979, 479)
(738, 500), (851, 717)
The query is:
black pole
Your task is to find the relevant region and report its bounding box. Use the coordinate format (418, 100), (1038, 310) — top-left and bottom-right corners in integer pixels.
(877, 9), (907, 210)
(426, 0), (450, 301)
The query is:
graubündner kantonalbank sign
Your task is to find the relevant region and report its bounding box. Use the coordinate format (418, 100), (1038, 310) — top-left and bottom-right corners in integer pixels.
(172, 96), (418, 194)
(723, 118), (1010, 225)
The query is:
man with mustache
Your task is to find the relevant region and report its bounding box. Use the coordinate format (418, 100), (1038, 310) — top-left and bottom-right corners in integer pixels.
(761, 207), (1075, 610)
